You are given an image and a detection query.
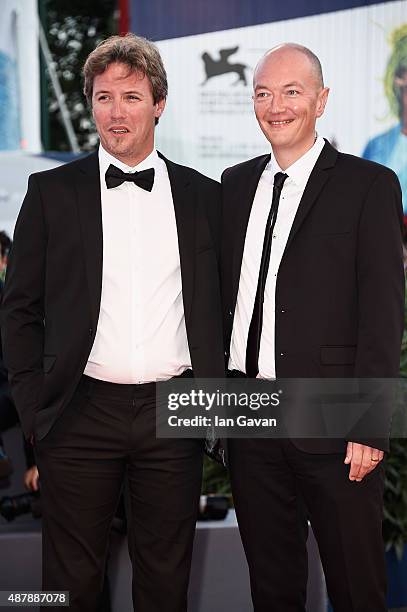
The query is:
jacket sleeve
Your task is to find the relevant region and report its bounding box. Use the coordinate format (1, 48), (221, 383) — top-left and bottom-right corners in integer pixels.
(349, 169), (404, 450)
(1, 174), (47, 439)
(355, 169), (404, 378)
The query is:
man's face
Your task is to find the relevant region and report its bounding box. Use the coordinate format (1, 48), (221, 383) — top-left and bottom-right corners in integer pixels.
(253, 48), (329, 158)
(92, 62), (165, 166)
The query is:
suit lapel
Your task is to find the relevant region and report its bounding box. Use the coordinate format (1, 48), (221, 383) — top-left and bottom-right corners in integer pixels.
(285, 140), (337, 249)
(158, 152), (195, 324)
(74, 151), (103, 328)
(231, 154), (270, 309)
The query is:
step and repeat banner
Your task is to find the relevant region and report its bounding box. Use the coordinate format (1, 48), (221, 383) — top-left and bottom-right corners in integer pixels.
(130, 0), (407, 211)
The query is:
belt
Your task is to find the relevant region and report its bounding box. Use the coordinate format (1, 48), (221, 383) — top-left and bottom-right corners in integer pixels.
(79, 369), (193, 400)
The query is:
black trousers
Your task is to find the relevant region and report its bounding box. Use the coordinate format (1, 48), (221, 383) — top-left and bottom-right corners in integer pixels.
(228, 437), (387, 612)
(35, 375), (203, 612)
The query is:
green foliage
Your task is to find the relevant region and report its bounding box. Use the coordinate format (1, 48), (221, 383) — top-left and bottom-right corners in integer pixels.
(201, 455), (231, 497)
(383, 439), (407, 560)
(41, 0), (116, 151)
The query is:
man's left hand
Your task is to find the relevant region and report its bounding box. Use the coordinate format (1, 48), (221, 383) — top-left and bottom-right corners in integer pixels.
(344, 442), (384, 482)
(24, 465), (39, 492)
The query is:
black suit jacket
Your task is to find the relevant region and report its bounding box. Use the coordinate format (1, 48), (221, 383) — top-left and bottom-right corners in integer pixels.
(1, 151), (224, 440)
(221, 140), (404, 452)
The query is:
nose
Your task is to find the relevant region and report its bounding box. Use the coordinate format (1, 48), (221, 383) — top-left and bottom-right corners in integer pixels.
(110, 98), (125, 120)
(269, 92), (286, 114)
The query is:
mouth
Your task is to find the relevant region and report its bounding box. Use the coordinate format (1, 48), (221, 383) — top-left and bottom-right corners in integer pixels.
(109, 127), (130, 135)
(269, 119), (294, 127)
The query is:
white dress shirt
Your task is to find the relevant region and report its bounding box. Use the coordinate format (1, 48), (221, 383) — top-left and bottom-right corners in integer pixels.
(229, 136), (325, 378)
(84, 145), (191, 384)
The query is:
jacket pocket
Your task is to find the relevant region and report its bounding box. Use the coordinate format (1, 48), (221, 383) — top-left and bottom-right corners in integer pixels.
(313, 231), (351, 236)
(320, 346), (356, 365)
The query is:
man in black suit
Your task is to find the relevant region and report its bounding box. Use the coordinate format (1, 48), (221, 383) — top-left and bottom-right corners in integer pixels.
(2, 34), (224, 612)
(222, 43), (404, 611)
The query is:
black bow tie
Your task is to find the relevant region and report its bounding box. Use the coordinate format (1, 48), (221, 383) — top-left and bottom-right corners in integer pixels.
(105, 164), (155, 191)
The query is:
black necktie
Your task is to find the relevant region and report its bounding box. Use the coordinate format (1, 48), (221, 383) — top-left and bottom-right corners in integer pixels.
(105, 164), (155, 191)
(245, 171), (288, 377)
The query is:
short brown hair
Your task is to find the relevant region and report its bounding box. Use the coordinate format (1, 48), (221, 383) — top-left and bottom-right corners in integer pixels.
(83, 34), (168, 106)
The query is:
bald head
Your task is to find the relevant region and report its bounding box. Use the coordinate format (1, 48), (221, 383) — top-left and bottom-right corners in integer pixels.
(255, 43), (324, 90)
(252, 42), (329, 169)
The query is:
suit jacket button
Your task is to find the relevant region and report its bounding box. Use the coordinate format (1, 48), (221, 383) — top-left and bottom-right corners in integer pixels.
(89, 328), (93, 335)
(280, 352), (284, 356)
(229, 310), (233, 316)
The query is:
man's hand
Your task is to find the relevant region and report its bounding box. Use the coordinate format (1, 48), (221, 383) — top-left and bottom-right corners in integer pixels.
(24, 465), (39, 492)
(344, 442), (384, 482)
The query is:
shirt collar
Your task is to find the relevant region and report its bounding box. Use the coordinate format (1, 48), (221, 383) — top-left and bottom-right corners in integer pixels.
(266, 135), (325, 187)
(98, 144), (160, 177)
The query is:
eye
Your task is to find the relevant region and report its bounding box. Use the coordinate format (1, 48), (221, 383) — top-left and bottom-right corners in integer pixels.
(97, 95), (109, 102)
(254, 91), (271, 101)
(287, 89), (299, 96)
(127, 94), (141, 101)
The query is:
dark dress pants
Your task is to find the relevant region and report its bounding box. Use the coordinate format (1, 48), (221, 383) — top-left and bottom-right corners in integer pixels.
(35, 375), (203, 612)
(228, 438), (387, 612)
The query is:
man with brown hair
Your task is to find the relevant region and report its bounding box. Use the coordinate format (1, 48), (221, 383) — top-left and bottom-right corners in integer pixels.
(2, 34), (224, 611)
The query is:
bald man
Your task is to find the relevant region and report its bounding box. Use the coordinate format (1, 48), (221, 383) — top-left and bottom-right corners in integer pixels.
(221, 44), (404, 611)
